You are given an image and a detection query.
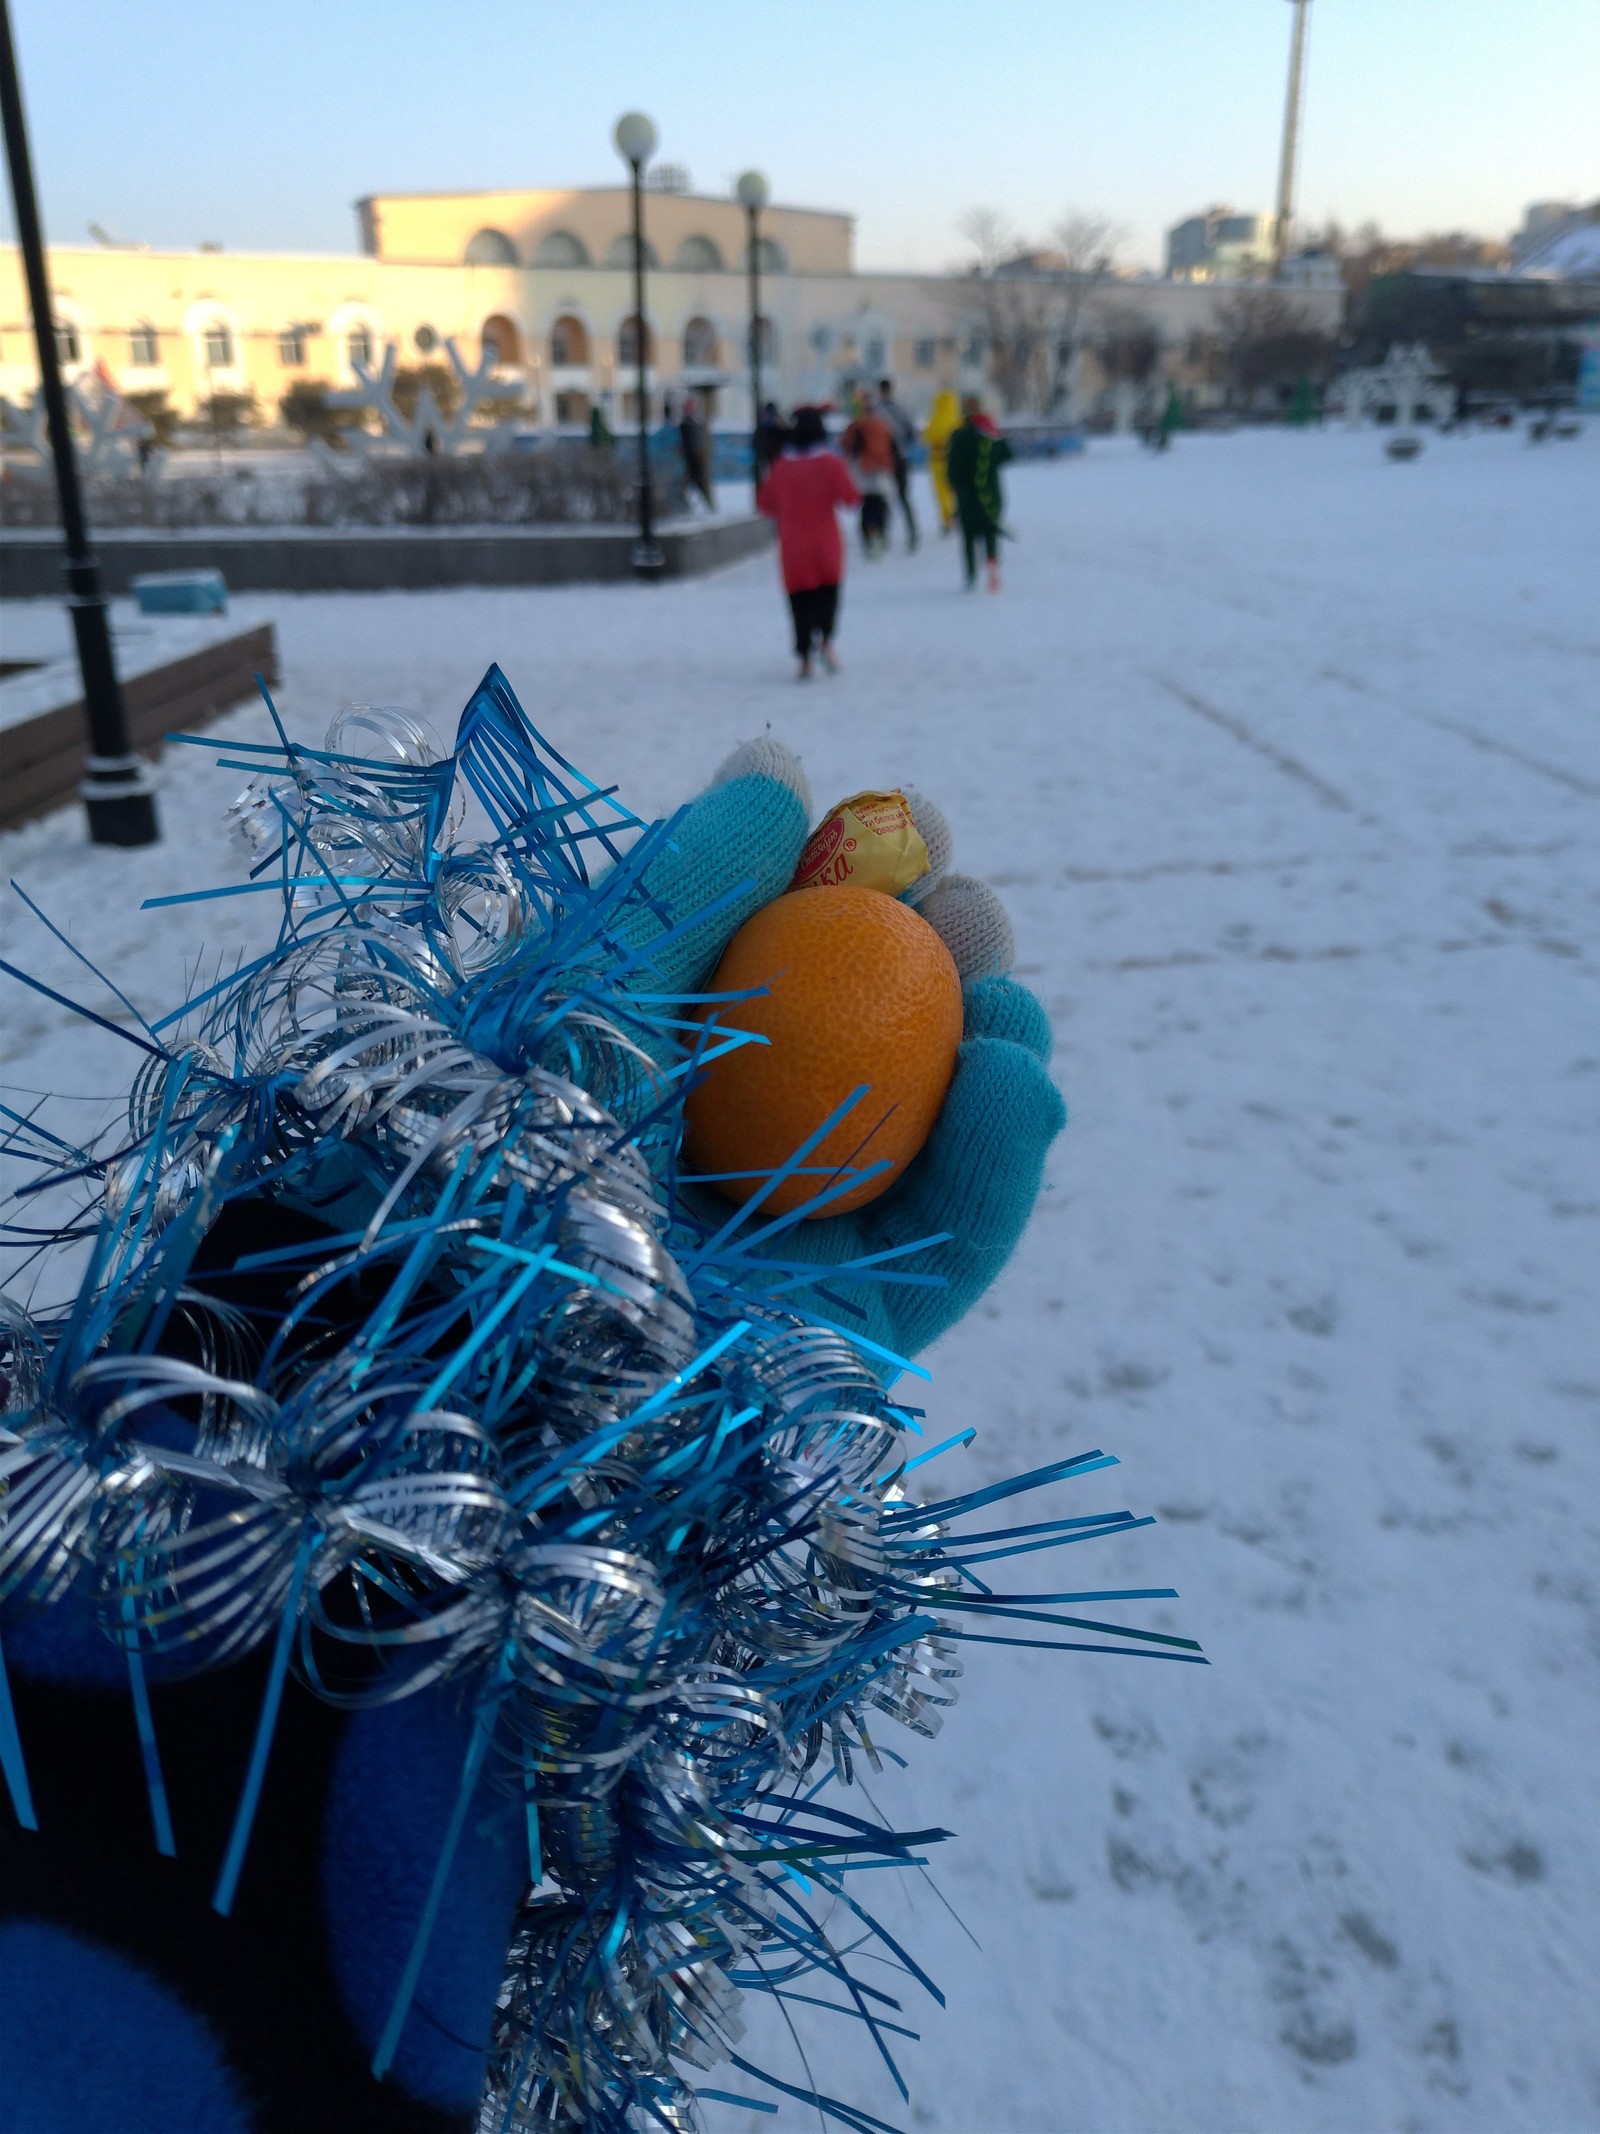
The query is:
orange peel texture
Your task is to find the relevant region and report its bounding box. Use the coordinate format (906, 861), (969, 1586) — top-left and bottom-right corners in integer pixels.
(684, 885), (964, 1218)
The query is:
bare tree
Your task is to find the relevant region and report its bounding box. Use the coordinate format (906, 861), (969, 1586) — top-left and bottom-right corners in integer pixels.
(1051, 211), (1121, 275)
(1095, 305), (1161, 386)
(955, 207), (1127, 415)
(953, 209), (1050, 411)
(956, 207), (1021, 279)
(1213, 288), (1333, 409)
(1301, 217), (1508, 306)
(391, 362), (463, 424)
(1045, 209), (1124, 412)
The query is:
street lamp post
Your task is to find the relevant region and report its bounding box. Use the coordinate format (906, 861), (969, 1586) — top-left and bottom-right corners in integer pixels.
(0, 0), (158, 845)
(1273, 0), (1312, 276)
(736, 170), (770, 504)
(613, 111), (663, 579)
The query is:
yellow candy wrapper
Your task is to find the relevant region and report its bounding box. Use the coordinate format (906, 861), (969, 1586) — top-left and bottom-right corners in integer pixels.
(791, 789), (930, 896)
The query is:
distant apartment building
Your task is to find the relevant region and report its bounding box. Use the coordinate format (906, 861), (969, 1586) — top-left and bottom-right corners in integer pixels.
(1277, 246), (1342, 289)
(0, 182), (1343, 432)
(1511, 201), (1579, 260)
(1166, 208), (1276, 282)
(1510, 200), (1600, 279)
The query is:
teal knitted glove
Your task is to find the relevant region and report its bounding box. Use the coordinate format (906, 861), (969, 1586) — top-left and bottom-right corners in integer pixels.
(620, 741), (1066, 1360)
(614, 741), (814, 997)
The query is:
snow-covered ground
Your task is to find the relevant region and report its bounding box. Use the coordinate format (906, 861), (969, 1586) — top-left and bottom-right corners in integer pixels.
(3, 425), (1597, 2132)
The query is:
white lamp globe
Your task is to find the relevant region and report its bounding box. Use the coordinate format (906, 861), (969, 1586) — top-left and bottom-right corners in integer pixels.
(735, 170), (770, 212)
(613, 112), (659, 168)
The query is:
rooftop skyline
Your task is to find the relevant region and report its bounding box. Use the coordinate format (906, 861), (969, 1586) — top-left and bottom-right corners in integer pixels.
(3, 0), (1596, 273)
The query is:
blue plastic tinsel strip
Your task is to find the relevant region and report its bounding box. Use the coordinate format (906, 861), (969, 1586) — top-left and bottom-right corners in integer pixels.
(122, 1591), (176, 1857)
(9, 880), (164, 1045)
(0, 958), (169, 1061)
(522, 1748), (542, 1886)
(0, 1628), (38, 1831)
(414, 1246), (556, 1410)
(898, 1428), (977, 1476)
(212, 1529), (315, 1916)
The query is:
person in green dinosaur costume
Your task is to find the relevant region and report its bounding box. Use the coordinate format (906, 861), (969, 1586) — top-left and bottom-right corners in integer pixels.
(945, 396), (1013, 592)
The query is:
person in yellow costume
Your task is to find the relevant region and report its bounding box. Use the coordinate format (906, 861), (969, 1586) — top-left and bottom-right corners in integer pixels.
(923, 388), (961, 534)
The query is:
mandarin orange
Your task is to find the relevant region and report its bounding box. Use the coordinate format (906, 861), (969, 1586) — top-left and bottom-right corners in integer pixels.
(684, 885), (963, 1218)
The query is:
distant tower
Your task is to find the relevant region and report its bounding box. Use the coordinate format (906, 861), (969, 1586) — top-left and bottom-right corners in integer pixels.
(1273, 0), (1312, 274)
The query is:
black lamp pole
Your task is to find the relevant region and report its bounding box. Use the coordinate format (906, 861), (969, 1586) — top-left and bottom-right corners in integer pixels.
(736, 170), (770, 504)
(0, 0), (158, 845)
(614, 111), (662, 578)
(628, 162), (655, 558)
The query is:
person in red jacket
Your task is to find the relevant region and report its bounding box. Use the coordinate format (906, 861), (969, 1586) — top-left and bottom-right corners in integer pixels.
(756, 405), (860, 678)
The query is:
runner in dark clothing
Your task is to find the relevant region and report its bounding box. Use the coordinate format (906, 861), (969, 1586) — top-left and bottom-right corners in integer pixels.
(678, 394), (715, 509)
(755, 400), (789, 482)
(945, 397), (1013, 592)
(878, 377), (919, 551)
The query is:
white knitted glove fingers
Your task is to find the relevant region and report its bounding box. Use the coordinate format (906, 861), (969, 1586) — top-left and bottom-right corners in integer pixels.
(901, 788), (952, 905)
(709, 736), (812, 816)
(918, 871), (1015, 981)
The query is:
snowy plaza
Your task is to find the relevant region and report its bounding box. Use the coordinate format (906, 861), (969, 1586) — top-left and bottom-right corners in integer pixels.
(2, 422), (1597, 2132)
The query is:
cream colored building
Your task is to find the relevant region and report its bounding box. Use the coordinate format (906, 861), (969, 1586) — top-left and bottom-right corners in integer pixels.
(0, 184), (1343, 433)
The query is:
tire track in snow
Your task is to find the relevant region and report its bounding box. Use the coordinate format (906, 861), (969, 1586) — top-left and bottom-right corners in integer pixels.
(1318, 663), (1600, 798)
(1149, 672), (1359, 815)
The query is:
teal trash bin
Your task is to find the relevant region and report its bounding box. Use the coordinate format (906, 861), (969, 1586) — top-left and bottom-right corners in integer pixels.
(130, 569), (228, 616)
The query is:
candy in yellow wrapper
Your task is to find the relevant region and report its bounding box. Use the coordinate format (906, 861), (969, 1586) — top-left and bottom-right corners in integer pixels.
(790, 788), (930, 896)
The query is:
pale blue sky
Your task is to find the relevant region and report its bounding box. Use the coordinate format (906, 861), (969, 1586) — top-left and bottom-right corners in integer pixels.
(5, 0), (1596, 270)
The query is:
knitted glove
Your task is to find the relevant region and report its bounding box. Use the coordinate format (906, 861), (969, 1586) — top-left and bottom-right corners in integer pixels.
(621, 737), (1066, 1360)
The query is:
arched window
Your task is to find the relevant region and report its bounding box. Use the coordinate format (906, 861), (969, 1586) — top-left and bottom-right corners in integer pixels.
(682, 316), (719, 368)
(605, 233), (660, 272)
(346, 324), (374, 370)
(749, 315), (777, 365)
(675, 235), (724, 273)
(464, 227), (519, 266)
(617, 314), (654, 367)
(533, 229), (590, 268)
(753, 236), (788, 274)
(481, 313), (522, 366)
(550, 314), (590, 367)
(128, 322), (159, 367)
(186, 302), (242, 379)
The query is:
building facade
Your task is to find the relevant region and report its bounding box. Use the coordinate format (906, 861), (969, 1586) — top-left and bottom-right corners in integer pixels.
(1, 185), (1344, 434)
(1166, 207), (1277, 282)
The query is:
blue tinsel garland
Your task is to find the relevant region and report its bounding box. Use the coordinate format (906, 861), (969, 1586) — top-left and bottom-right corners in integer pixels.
(0, 666), (1202, 2132)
